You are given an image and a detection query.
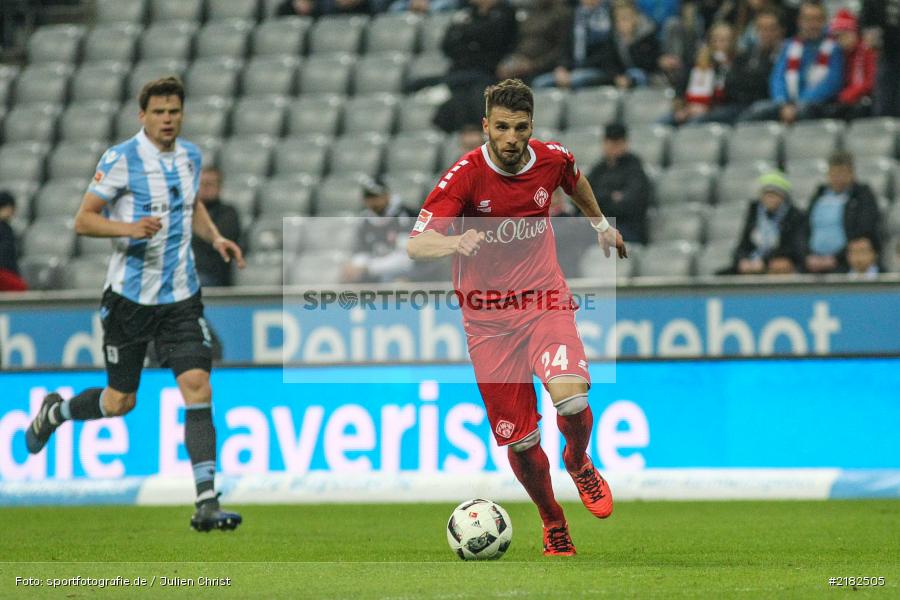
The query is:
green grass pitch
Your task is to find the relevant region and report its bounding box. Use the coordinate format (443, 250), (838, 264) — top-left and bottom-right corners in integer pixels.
(0, 500), (897, 599)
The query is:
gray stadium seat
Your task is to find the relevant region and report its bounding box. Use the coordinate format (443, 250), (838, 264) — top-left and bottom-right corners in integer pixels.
(95, 0), (147, 24)
(386, 131), (444, 175)
(219, 174), (260, 223)
(185, 58), (243, 99)
(669, 123), (726, 166)
(315, 174), (368, 216)
(301, 216), (357, 252)
(786, 159), (828, 210)
(696, 239), (735, 276)
(192, 136), (222, 167)
(565, 88), (620, 129)
(139, 22), (197, 61)
(329, 133), (386, 178)
(3, 104), (60, 144)
(258, 176), (316, 216)
(559, 129), (603, 172)
(783, 120), (844, 164)
(287, 95), (344, 136)
(128, 59), (187, 98)
(34, 179), (86, 221)
(887, 203), (900, 237)
(274, 136), (331, 177)
(628, 124), (671, 167)
(78, 234), (115, 257)
(857, 157), (897, 200)
(342, 94), (398, 135)
(532, 89), (567, 131)
(59, 101), (117, 143)
(251, 17), (312, 57)
(286, 250), (349, 286)
(421, 13), (453, 52)
(382, 171), (433, 209)
(150, 0), (203, 23)
(115, 102), (141, 140)
(621, 87), (673, 125)
(635, 241), (697, 278)
(0, 180), (38, 221)
(366, 13), (422, 55)
(707, 203), (747, 242)
(728, 121), (783, 165)
(308, 15), (368, 55)
(23, 218), (76, 258)
(61, 256), (109, 291)
(71, 62), (128, 103)
(0, 73), (15, 108)
(246, 215), (286, 252)
(181, 96), (232, 138)
(82, 24), (141, 65)
(234, 251), (283, 286)
(27, 24), (85, 64)
(15, 63), (72, 105)
(299, 54), (356, 96)
(649, 203), (707, 244)
(231, 96), (287, 137)
(47, 141), (105, 180)
(0, 143), (47, 183)
(354, 54), (409, 95)
(407, 52), (450, 83)
(241, 56), (301, 97)
(656, 163), (716, 205)
(578, 245), (624, 283)
(219, 136), (275, 177)
(195, 20), (252, 60)
(715, 161), (773, 207)
(20, 254), (66, 290)
(207, 0), (262, 21)
(845, 117), (899, 159)
(397, 94), (441, 133)
(885, 235), (900, 273)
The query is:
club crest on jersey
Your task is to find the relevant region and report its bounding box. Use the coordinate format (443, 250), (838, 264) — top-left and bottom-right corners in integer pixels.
(534, 187), (549, 208)
(93, 171), (104, 183)
(476, 199), (492, 213)
(496, 420), (515, 439)
(413, 208), (433, 233)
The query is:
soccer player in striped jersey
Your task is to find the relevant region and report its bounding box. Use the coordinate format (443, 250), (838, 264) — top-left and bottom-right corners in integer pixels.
(25, 77), (246, 532)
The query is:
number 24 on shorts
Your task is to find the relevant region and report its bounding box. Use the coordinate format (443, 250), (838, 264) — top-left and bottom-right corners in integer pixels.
(541, 345), (569, 378)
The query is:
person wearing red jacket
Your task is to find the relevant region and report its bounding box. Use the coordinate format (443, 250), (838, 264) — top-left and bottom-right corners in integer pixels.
(828, 8), (877, 118)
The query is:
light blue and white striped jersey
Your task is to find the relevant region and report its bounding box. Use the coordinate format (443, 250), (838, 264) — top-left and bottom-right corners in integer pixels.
(87, 129), (203, 305)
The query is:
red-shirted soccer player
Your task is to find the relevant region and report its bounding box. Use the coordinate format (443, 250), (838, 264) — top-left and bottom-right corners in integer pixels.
(407, 79), (627, 556)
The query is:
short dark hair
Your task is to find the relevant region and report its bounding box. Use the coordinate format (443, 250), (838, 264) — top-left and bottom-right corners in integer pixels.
(484, 79), (533, 118)
(756, 7), (784, 26)
(0, 190), (15, 209)
(828, 150), (854, 169)
(604, 122), (628, 140)
(138, 76), (185, 111)
(799, 0), (825, 13)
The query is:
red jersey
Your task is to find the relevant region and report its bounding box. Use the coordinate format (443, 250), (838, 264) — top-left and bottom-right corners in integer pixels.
(410, 139), (582, 335)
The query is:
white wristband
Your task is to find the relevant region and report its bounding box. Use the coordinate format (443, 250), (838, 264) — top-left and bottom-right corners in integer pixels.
(591, 217), (610, 233)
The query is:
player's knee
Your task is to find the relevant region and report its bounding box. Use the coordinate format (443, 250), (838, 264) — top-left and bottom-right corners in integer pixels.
(102, 390), (136, 416)
(508, 429), (540, 452)
(554, 393), (589, 416)
(179, 370), (211, 405)
(547, 379), (588, 406)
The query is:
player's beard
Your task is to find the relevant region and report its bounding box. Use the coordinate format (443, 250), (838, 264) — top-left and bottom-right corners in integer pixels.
(490, 138), (529, 172)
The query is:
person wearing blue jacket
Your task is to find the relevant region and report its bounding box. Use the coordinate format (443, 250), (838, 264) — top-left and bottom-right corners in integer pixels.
(738, 0), (843, 123)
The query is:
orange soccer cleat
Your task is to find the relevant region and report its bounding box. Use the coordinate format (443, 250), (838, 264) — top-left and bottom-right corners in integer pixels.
(542, 522), (576, 556)
(568, 455), (614, 519)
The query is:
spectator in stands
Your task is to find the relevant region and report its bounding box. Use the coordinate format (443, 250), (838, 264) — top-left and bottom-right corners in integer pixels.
(846, 236), (880, 280)
(0, 191), (27, 292)
(731, 170), (806, 275)
(191, 168), (242, 288)
(550, 188), (596, 279)
(669, 21), (737, 124)
(805, 151), (880, 274)
(389, 0), (459, 14)
(860, 0), (900, 117)
(658, 1), (704, 87)
(595, 1), (661, 89)
(531, 0), (615, 90)
(341, 177), (416, 283)
(496, 0), (572, 84)
(824, 8), (877, 119)
(738, 0), (843, 123)
(714, 0), (778, 51)
(636, 0), (680, 31)
(276, 0), (371, 18)
(586, 123), (651, 244)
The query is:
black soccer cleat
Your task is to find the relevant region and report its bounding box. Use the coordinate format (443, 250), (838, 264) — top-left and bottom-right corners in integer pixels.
(25, 392), (63, 454)
(190, 495), (242, 532)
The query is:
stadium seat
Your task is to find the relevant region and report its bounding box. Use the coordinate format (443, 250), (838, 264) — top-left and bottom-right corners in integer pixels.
(286, 95), (344, 136)
(308, 15), (368, 55)
(328, 134), (386, 178)
(353, 54), (409, 95)
(386, 131), (444, 175)
(559, 129), (603, 172)
(14, 63), (72, 105)
(232, 96), (287, 137)
(95, 0), (147, 24)
(421, 13), (453, 52)
(258, 175), (316, 217)
(531, 89), (566, 131)
(565, 88), (620, 129)
(0, 142), (47, 183)
(856, 157), (897, 200)
(707, 203), (747, 242)
(150, 0), (204, 23)
(727, 121), (783, 165)
(299, 55), (356, 96)
(27, 24), (85, 64)
(181, 96), (233, 139)
(71, 62), (128, 103)
(59, 101), (117, 143)
(715, 161), (774, 207)
(245, 215), (286, 252)
(407, 52), (450, 84)
(628, 124), (671, 168)
(656, 163), (716, 205)
(301, 216), (357, 252)
(234, 251), (283, 286)
(888, 203), (900, 236)
(845, 117), (899, 159)
(60, 255), (109, 291)
(884, 235), (900, 273)
(286, 250), (348, 285)
(82, 24), (141, 65)
(696, 239), (735, 276)
(441, 137), (472, 170)
(342, 94), (398, 135)
(0, 179), (38, 221)
(621, 87), (673, 125)
(785, 159), (828, 209)
(33, 179), (86, 221)
(783, 120), (844, 164)
(220, 136), (275, 177)
(366, 13), (422, 55)
(241, 56), (301, 97)
(274, 136), (331, 177)
(219, 174), (260, 223)
(128, 59), (188, 99)
(649, 203), (707, 244)
(669, 123), (726, 166)
(635, 241), (697, 278)
(207, 0), (262, 22)
(2, 104), (60, 144)
(315, 174), (368, 216)
(114, 103), (142, 140)
(578, 244), (623, 283)
(23, 218), (76, 258)
(19, 254), (66, 290)
(397, 94), (441, 133)
(139, 22), (197, 62)
(192, 135), (222, 167)
(185, 58), (243, 99)
(0, 72), (16, 108)
(382, 171), (433, 209)
(251, 17), (312, 57)
(47, 141), (105, 180)
(195, 20), (253, 60)
(78, 234), (114, 257)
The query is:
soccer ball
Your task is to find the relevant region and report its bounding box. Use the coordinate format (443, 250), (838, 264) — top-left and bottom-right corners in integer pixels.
(446, 499), (513, 560)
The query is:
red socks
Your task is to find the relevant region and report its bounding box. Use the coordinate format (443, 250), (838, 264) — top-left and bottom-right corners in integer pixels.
(557, 406), (594, 472)
(507, 443), (565, 526)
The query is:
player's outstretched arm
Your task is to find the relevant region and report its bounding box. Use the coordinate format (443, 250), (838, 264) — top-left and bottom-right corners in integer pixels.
(569, 176), (627, 259)
(192, 200), (246, 268)
(74, 192), (161, 239)
(407, 229), (485, 260)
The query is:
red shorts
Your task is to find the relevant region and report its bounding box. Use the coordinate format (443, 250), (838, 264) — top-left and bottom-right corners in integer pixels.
(467, 310), (590, 446)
